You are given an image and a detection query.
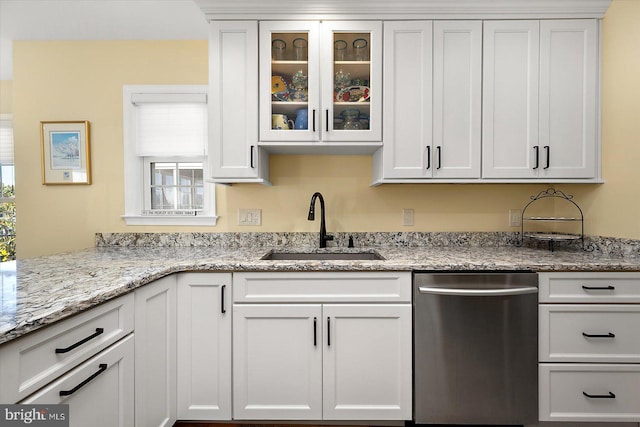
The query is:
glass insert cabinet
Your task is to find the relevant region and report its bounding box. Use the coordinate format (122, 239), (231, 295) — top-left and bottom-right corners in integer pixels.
(259, 21), (382, 143)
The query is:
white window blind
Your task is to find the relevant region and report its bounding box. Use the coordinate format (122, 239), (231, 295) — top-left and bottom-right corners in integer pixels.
(132, 94), (207, 157)
(0, 117), (14, 165)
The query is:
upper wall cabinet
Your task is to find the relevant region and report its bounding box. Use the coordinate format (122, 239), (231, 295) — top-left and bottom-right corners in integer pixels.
(482, 19), (599, 180)
(209, 21), (270, 184)
(373, 20), (482, 181)
(258, 21), (383, 154)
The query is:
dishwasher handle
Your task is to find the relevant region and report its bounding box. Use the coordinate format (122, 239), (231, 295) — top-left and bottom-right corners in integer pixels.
(418, 286), (538, 296)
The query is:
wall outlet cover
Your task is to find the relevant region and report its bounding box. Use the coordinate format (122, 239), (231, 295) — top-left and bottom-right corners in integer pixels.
(402, 208), (414, 226)
(509, 209), (522, 227)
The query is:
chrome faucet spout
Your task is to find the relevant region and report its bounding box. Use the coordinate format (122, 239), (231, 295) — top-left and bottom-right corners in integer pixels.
(308, 192), (333, 248)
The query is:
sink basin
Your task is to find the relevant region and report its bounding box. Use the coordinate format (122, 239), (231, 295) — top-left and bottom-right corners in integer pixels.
(261, 251), (385, 261)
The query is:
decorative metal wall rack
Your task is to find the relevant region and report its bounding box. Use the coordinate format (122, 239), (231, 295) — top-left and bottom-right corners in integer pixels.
(520, 188), (591, 251)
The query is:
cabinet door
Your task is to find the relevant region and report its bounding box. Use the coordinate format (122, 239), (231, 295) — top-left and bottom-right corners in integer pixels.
(233, 304), (323, 420)
(483, 20), (540, 178)
(539, 19), (598, 179)
(321, 21), (382, 142)
(381, 21), (433, 178)
(21, 335), (134, 427)
(134, 275), (176, 427)
(209, 21), (265, 181)
(433, 21), (482, 178)
(176, 273), (232, 420)
(259, 21), (320, 142)
(323, 304), (412, 420)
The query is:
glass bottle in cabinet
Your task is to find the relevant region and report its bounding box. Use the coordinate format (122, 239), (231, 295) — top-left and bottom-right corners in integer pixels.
(259, 21), (381, 144)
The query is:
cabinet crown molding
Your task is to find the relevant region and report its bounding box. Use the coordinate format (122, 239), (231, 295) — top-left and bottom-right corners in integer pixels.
(195, 0), (611, 20)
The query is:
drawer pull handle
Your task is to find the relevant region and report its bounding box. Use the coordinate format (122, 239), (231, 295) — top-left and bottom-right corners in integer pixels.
(55, 328), (104, 354)
(59, 363), (107, 396)
(327, 317), (331, 347)
(221, 285), (226, 314)
(582, 285), (615, 291)
(583, 391), (616, 399)
(583, 332), (615, 338)
(313, 317), (317, 347)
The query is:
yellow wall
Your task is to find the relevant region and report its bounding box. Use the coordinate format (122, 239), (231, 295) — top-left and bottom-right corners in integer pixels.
(11, 0), (640, 258)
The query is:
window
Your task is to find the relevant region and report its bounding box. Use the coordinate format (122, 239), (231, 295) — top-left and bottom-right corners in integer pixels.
(122, 85), (217, 225)
(0, 114), (15, 260)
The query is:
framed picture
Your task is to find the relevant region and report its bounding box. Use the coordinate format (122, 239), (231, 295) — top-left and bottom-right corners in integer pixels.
(40, 121), (91, 185)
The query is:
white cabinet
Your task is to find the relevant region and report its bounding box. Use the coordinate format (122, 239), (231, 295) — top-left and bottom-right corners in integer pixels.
(134, 275), (177, 427)
(374, 20), (481, 181)
(176, 273), (232, 420)
(258, 20), (383, 154)
(483, 19), (598, 179)
(482, 20), (540, 179)
(233, 304), (323, 420)
(538, 272), (640, 422)
(232, 272), (412, 421)
(539, 19), (598, 179)
(21, 334), (134, 427)
(209, 21), (269, 183)
(322, 304), (412, 420)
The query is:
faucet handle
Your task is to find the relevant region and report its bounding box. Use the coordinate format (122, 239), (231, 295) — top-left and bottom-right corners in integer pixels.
(325, 234), (334, 242)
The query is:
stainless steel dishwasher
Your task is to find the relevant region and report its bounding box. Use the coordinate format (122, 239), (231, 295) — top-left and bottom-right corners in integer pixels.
(413, 272), (538, 425)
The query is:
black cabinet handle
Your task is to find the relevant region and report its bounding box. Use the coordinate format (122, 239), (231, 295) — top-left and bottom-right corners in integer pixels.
(327, 317), (331, 346)
(533, 146), (539, 169)
(582, 285), (615, 291)
(313, 317), (317, 346)
(59, 364), (107, 396)
(426, 146), (431, 170)
(544, 145), (550, 169)
(583, 332), (615, 338)
(55, 328), (104, 354)
(250, 145), (255, 169)
(221, 285), (226, 314)
(312, 109), (316, 132)
(437, 146), (442, 169)
(583, 391), (616, 399)
(326, 110), (330, 132)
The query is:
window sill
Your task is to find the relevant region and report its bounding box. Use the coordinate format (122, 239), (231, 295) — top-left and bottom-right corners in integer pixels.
(121, 215), (218, 226)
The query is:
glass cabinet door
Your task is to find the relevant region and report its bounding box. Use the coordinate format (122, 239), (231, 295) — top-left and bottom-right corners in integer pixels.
(320, 21), (382, 142)
(259, 21), (320, 142)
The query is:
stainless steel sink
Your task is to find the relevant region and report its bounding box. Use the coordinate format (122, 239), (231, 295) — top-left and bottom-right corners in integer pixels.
(261, 251), (385, 261)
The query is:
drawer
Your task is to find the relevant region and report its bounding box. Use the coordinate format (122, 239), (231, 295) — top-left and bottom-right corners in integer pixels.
(233, 271), (411, 303)
(539, 272), (640, 303)
(539, 363), (640, 422)
(20, 334), (134, 427)
(540, 304), (640, 363)
(0, 293), (134, 403)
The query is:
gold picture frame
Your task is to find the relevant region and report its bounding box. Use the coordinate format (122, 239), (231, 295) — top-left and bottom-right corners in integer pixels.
(40, 121), (91, 185)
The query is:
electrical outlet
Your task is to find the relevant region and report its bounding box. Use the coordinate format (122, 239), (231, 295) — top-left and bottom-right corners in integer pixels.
(402, 208), (414, 226)
(238, 208), (261, 226)
(509, 209), (522, 227)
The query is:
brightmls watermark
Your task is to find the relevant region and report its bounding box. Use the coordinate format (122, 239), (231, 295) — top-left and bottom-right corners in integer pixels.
(0, 405), (68, 426)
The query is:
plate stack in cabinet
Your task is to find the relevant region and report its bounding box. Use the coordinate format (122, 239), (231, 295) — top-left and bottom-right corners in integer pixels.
(538, 272), (640, 422)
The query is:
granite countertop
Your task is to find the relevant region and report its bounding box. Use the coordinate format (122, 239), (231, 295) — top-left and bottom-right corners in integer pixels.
(3, 237), (640, 346)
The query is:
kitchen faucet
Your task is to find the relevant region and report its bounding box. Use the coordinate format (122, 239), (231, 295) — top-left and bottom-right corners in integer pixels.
(307, 192), (334, 248)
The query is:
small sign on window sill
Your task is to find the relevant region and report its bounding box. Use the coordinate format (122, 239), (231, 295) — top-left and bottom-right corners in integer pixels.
(142, 210), (198, 216)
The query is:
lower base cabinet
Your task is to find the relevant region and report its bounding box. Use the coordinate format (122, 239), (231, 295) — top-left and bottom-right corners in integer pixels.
(176, 272), (232, 420)
(232, 272), (413, 421)
(134, 275), (177, 427)
(21, 334), (134, 427)
(539, 272), (640, 422)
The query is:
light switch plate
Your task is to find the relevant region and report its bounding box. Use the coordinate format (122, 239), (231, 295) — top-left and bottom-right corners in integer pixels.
(238, 208), (261, 226)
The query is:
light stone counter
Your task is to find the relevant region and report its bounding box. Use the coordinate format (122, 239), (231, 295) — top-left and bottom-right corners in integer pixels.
(2, 231), (640, 345)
